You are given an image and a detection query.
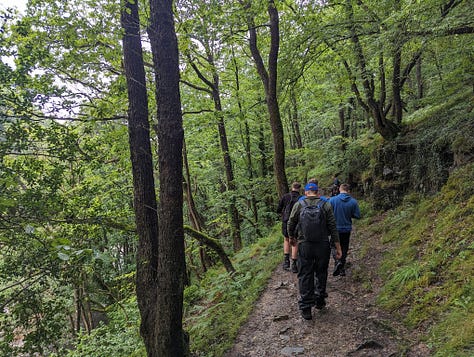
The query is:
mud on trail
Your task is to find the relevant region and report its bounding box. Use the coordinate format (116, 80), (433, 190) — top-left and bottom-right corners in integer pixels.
(224, 226), (431, 357)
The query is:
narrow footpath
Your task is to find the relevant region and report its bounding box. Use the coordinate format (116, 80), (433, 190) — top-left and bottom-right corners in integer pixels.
(224, 225), (432, 357)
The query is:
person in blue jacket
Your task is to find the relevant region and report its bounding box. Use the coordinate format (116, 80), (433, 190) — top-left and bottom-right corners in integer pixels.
(329, 183), (361, 276)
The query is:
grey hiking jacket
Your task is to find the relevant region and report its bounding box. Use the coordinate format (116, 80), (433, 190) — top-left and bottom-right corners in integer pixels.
(287, 196), (340, 244)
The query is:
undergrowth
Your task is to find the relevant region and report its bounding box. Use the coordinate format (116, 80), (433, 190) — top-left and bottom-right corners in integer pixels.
(184, 226), (281, 357)
(376, 163), (474, 356)
(67, 226), (281, 357)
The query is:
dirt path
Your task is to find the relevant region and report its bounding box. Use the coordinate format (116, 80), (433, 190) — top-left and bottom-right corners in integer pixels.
(223, 226), (431, 357)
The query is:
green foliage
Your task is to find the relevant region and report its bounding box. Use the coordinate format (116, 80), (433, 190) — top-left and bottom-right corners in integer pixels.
(1, 0), (472, 355)
(184, 227), (281, 356)
(66, 297), (145, 357)
(377, 163), (474, 355)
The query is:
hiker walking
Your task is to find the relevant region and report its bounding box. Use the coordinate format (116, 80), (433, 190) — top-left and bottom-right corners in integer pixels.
(331, 174), (341, 196)
(287, 182), (342, 320)
(276, 181), (302, 273)
(329, 183), (361, 277)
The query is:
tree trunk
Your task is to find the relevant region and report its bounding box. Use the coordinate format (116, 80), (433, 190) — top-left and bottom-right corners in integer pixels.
(121, 0), (160, 354)
(183, 139), (209, 274)
(185, 40), (242, 251)
(212, 82), (242, 252)
(122, 0), (187, 355)
(339, 103), (346, 137)
(258, 122), (268, 178)
(290, 88), (303, 149)
(345, 0), (400, 140)
(148, 0), (187, 355)
(240, 0), (288, 197)
(231, 44), (259, 226)
(348, 97), (356, 139)
(183, 139), (205, 232)
(183, 226), (235, 274)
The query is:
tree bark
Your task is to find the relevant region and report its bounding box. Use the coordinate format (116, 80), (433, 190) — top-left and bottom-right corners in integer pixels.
(120, 1), (164, 355)
(240, 0), (288, 197)
(183, 226), (235, 274)
(345, 0), (400, 140)
(123, 0), (187, 355)
(416, 55), (423, 101)
(148, 0), (187, 354)
(290, 88), (303, 149)
(339, 103), (346, 138)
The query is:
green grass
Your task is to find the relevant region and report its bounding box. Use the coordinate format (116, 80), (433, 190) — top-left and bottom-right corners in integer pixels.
(375, 163), (474, 355)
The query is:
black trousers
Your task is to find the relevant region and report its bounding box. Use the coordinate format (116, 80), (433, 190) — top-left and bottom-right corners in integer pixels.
(338, 231), (351, 268)
(331, 231), (351, 268)
(297, 240), (330, 310)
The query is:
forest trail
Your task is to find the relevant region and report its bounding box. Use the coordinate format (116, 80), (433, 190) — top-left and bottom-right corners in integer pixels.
(223, 223), (432, 357)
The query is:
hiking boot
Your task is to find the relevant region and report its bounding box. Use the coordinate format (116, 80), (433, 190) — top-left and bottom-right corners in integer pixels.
(291, 260), (298, 273)
(283, 259), (290, 271)
(301, 308), (312, 320)
(315, 297), (326, 310)
(333, 261), (343, 276)
(340, 269), (346, 276)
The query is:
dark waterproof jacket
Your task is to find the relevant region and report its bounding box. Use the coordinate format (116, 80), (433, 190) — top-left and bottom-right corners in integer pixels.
(287, 196), (340, 244)
(277, 190), (301, 221)
(329, 193), (361, 232)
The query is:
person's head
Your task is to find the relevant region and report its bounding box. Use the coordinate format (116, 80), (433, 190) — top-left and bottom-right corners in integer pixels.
(291, 181), (301, 192)
(308, 177), (318, 185)
(339, 183), (350, 193)
(304, 182), (318, 196)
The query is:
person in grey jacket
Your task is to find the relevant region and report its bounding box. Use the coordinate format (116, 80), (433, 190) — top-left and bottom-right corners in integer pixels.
(288, 182), (342, 320)
(329, 183), (361, 276)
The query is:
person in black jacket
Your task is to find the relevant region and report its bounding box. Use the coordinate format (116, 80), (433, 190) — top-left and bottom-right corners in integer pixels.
(276, 182), (301, 272)
(288, 182), (342, 320)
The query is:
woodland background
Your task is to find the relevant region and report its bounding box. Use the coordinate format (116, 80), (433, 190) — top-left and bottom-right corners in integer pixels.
(0, 0), (473, 356)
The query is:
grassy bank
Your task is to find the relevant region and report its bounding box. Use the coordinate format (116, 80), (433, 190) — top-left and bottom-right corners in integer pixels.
(184, 226), (282, 356)
(372, 163), (474, 356)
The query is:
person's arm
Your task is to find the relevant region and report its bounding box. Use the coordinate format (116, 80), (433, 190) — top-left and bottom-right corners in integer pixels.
(333, 242), (342, 259)
(287, 202), (301, 245)
(276, 195), (285, 215)
(324, 202), (342, 258)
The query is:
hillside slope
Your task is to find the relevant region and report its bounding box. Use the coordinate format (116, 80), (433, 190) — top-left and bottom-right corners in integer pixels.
(222, 163), (473, 357)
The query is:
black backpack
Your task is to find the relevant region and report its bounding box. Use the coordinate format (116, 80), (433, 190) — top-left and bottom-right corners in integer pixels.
(299, 199), (328, 242)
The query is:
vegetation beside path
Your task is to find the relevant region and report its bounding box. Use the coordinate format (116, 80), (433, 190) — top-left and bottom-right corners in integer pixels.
(184, 164), (473, 356)
(62, 164), (473, 356)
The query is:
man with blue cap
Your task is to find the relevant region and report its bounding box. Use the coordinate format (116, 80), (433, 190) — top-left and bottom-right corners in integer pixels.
(287, 182), (342, 320)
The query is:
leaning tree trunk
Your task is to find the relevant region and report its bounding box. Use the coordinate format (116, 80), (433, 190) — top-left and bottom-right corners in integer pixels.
(148, 0), (187, 355)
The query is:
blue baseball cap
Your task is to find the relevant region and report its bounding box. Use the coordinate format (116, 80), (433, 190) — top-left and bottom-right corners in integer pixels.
(304, 182), (318, 191)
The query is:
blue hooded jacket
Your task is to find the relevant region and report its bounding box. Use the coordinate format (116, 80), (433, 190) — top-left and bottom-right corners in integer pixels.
(329, 193), (361, 232)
